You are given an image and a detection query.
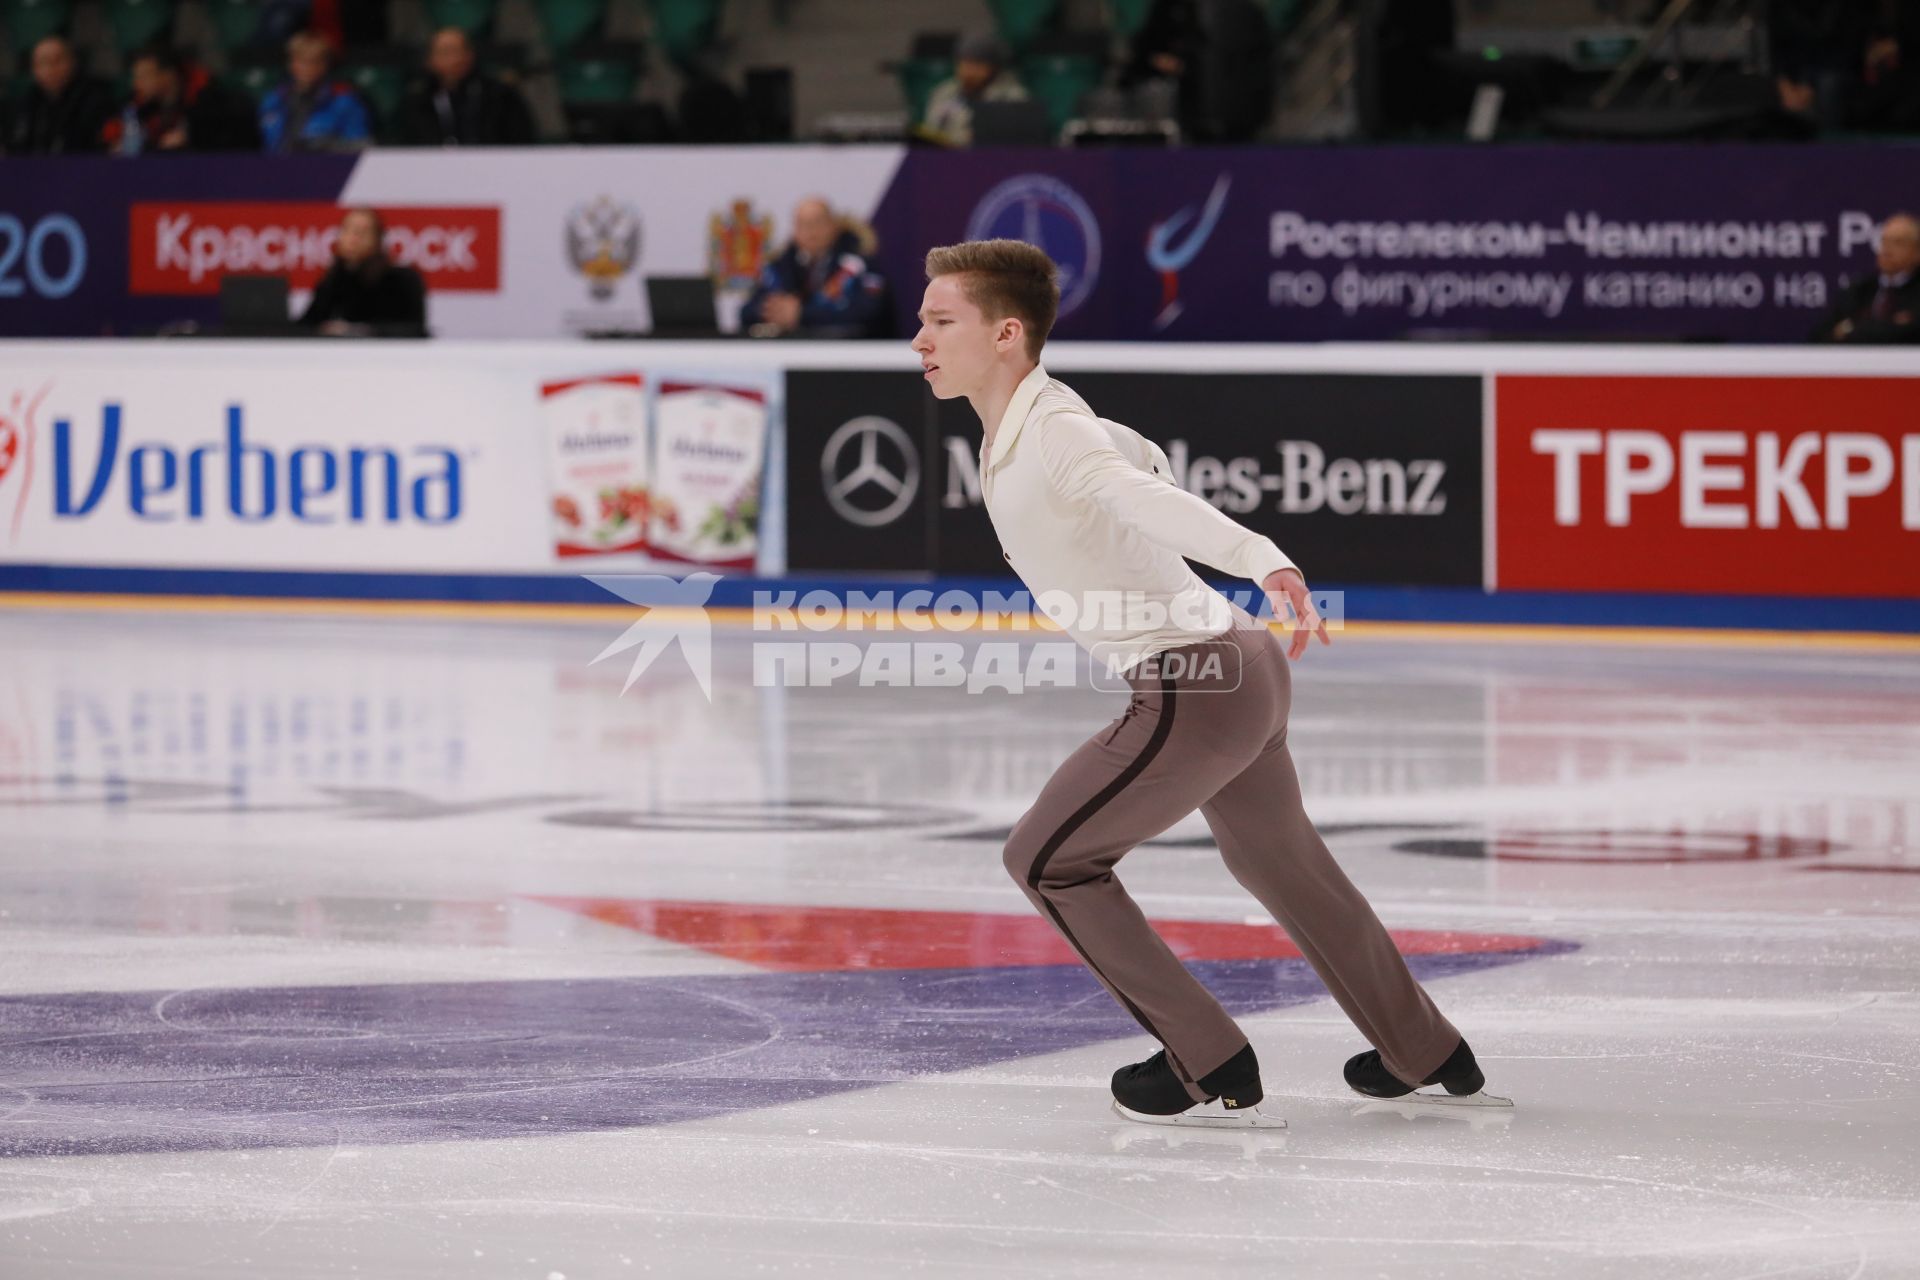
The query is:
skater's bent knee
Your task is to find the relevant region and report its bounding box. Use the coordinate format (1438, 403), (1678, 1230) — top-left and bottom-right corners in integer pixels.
(1001, 834), (1035, 884)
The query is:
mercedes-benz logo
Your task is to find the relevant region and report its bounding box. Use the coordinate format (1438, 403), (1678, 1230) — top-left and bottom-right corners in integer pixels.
(821, 415), (920, 528)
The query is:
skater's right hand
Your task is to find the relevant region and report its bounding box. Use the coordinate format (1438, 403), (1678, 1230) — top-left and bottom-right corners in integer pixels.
(1262, 568), (1330, 661)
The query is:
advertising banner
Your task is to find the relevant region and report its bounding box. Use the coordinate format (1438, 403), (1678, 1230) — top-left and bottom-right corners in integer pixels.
(0, 348), (769, 576)
(881, 146), (1920, 344)
(128, 202), (502, 295)
(9, 145), (1919, 342)
(784, 370), (933, 573)
(541, 372), (651, 559)
(334, 147), (906, 339)
(787, 369), (1483, 585)
(648, 380), (768, 571)
(0, 155), (356, 338)
(1494, 374), (1920, 598)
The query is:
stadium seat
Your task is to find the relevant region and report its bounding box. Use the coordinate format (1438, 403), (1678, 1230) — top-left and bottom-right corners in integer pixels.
(204, 0), (263, 51)
(987, 0), (1057, 52)
(895, 55), (953, 126)
(1020, 32), (1107, 131)
(423, 0), (494, 39)
(1269, 0), (1302, 36)
(342, 48), (411, 133)
(480, 42), (531, 79)
(1021, 52), (1102, 131)
(2, 0), (70, 47)
(1107, 0), (1152, 40)
(223, 48), (280, 104)
(535, 0), (603, 51)
(102, 0), (173, 55)
(646, 0), (720, 66)
(743, 65), (791, 140)
(556, 41), (639, 103)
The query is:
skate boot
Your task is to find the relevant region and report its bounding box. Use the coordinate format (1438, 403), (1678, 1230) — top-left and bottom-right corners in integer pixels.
(1343, 1038), (1511, 1108)
(1111, 1044), (1287, 1129)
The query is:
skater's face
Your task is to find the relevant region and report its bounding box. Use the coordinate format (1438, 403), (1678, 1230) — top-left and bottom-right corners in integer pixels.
(912, 273), (1024, 399)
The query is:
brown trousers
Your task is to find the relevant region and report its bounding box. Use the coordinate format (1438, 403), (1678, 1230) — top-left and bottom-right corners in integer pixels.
(1004, 616), (1462, 1099)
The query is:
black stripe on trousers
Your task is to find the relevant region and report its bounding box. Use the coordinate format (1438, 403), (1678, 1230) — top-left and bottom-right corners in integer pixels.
(1025, 677), (1181, 1061)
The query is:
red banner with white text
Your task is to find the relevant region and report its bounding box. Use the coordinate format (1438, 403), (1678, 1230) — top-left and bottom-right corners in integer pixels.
(1495, 375), (1920, 597)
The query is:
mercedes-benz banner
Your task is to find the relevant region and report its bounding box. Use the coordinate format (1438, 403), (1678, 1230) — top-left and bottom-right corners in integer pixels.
(786, 370), (1484, 585)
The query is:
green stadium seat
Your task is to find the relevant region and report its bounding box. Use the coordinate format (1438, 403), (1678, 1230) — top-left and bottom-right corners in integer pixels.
(1020, 52), (1101, 131)
(102, 0), (172, 55)
(424, 0), (494, 38)
(223, 51), (279, 104)
(480, 42), (531, 79)
(556, 42), (638, 103)
(896, 55), (953, 126)
(1269, 0), (1302, 36)
(1108, 0), (1152, 40)
(204, 0), (262, 51)
(646, 0), (719, 66)
(344, 58), (408, 130)
(2, 0), (71, 47)
(987, 0), (1056, 52)
(535, 0), (604, 50)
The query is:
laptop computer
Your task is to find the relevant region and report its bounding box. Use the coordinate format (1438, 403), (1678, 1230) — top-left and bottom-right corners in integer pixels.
(645, 276), (721, 337)
(970, 100), (1055, 146)
(219, 275), (295, 335)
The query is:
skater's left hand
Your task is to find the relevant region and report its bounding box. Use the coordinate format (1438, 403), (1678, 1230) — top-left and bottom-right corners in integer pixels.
(1262, 568), (1330, 660)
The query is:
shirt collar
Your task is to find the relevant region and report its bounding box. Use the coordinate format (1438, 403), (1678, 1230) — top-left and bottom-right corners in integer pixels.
(1882, 270), (1914, 288)
(983, 363), (1048, 474)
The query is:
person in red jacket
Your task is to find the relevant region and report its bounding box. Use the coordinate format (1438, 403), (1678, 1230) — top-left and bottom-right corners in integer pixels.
(104, 44), (260, 154)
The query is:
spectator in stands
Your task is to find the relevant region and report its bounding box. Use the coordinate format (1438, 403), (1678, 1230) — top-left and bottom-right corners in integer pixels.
(4, 36), (113, 155)
(397, 27), (535, 146)
(299, 208), (429, 337)
(105, 45), (261, 154)
(1198, 0), (1276, 142)
(1122, 0), (1204, 135)
(922, 33), (1029, 147)
(259, 32), (372, 153)
(259, 0), (314, 48)
(741, 197), (893, 339)
(1848, 20), (1920, 133)
(1810, 212), (1920, 343)
(1768, 0), (1920, 134)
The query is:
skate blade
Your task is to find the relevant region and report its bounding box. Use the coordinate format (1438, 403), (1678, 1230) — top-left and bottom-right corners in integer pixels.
(1111, 1099), (1288, 1130)
(1382, 1089), (1513, 1108)
(1352, 1096), (1516, 1129)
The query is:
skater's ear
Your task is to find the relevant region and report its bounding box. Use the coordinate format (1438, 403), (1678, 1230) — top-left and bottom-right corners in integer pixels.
(994, 314), (1026, 357)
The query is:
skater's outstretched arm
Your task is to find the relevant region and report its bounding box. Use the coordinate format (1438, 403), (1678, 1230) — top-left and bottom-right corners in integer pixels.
(1034, 411), (1294, 585)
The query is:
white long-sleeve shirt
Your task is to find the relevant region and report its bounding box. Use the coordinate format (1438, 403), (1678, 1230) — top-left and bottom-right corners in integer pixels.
(981, 364), (1296, 673)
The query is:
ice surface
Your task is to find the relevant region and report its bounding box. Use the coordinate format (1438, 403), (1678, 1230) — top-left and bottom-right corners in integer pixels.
(1, 606), (1916, 1277)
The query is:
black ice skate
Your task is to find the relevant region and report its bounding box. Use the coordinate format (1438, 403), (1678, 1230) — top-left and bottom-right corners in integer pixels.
(1110, 1044), (1287, 1129)
(1343, 1038), (1512, 1108)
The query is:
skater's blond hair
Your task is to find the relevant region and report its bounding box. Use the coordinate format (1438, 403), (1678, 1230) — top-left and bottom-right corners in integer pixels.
(924, 239), (1059, 361)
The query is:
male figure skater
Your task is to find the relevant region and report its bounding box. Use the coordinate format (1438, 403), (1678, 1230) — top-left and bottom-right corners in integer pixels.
(911, 240), (1497, 1127)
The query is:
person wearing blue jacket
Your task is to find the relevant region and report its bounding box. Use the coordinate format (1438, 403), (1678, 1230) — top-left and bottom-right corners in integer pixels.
(741, 197), (895, 339)
(259, 31), (371, 153)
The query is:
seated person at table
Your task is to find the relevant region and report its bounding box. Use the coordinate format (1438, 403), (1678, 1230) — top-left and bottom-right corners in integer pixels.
(299, 207), (429, 337)
(740, 197), (893, 339)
